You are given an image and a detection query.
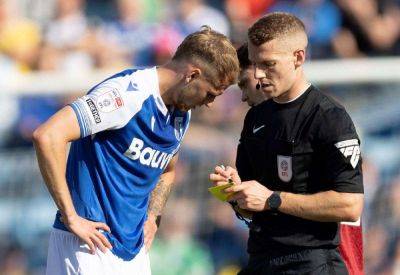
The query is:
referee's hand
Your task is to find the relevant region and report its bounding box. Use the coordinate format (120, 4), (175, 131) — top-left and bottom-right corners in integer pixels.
(225, 181), (273, 212)
(209, 165), (241, 186)
(63, 214), (112, 255)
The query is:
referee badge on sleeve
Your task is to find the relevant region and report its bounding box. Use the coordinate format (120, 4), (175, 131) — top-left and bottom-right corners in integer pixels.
(335, 139), (360, 168)
(277, 155), (292, 182)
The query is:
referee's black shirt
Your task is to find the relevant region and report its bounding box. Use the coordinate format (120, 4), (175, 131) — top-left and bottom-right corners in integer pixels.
(236, 85), (363, 255)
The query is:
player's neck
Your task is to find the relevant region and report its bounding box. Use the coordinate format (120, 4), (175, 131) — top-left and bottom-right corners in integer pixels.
(156, 64), (182, 106)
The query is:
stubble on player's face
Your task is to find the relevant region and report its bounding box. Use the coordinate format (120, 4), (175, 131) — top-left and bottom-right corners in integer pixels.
(175, 78), (214, 111)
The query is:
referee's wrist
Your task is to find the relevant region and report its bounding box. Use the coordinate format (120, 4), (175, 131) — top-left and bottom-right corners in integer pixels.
(266, 191), (282, 212)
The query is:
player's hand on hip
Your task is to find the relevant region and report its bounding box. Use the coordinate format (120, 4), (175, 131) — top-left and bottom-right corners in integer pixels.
(144, 214), (158, 252)
(209, 165), (241, 186)
(226, 180), (272, 212)
(64, 214), (112, 254)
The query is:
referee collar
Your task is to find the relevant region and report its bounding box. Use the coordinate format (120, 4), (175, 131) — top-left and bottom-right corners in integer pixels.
(273, 83), (312, 104)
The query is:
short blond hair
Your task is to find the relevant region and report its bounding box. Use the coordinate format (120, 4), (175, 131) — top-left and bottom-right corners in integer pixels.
(248, 12), (307, 46)
(173, 26), (239, 88)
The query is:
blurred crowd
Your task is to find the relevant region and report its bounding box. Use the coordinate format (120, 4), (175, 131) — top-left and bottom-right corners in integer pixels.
(1, 0), (400, 73)
(2, 0), (400, 146)
(1, 0), (400, 274)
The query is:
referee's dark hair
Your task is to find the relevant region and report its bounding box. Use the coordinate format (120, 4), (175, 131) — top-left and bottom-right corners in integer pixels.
(248, 12), (307, 47)
(237, 43), (252, 70)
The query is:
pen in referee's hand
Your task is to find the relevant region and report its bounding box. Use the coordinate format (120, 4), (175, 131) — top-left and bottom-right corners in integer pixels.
(219, 165), (234, 184)
(219, 165), (239, 207)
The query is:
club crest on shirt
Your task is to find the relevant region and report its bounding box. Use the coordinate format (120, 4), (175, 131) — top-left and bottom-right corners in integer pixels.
(277, 155), (292, 182)
(96, 88), (124, 113)
(174, 117), (184, 141)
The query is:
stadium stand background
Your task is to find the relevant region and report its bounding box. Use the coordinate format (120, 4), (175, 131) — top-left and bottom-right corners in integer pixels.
(0, 0), (400, 274)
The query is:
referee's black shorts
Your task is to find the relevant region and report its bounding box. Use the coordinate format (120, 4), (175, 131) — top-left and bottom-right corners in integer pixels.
(238, 248), (348, 275)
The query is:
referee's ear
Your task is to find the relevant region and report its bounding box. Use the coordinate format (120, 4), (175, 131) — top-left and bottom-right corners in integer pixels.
(294, 49), (306, 69)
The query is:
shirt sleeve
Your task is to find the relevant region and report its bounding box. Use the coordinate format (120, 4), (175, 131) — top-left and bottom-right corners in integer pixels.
(69, 75), (149, 138)
(316, 107), (364, 193)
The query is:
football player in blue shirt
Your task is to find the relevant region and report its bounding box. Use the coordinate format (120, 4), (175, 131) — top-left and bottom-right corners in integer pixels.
(33, 26), (239, 275)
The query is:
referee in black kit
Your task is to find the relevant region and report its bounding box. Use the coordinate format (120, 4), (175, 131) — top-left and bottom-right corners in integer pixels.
(210, 12), (363, 274)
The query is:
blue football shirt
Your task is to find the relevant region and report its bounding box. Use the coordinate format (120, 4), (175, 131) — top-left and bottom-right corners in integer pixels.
(53, 67), (191, 260)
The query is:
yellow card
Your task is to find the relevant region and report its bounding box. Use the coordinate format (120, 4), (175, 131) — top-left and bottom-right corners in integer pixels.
(208, 182), (234, 202)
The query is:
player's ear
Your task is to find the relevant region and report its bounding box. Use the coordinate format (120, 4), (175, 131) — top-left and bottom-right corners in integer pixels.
(185, 67), (201, 83)
(294, 49), (306, 68)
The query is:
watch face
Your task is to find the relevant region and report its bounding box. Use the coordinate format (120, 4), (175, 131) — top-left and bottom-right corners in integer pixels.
(269, 193), (281, 210)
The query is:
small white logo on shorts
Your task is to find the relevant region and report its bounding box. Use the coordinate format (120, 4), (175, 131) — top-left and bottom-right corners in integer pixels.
(277, 155), (292, 182)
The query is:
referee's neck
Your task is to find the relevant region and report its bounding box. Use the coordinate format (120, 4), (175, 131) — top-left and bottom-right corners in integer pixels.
(274, 74), (309, 104)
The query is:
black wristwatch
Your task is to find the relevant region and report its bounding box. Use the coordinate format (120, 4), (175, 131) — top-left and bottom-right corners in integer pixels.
(267, 191), (282, 212)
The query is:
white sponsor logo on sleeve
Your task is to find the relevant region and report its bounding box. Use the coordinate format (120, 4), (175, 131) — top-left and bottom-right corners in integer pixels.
(86, 98), (101, 123)
(335, 139), (360, 168)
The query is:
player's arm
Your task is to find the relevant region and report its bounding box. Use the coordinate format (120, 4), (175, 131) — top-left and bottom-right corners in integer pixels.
(148, 154), (178, 218)
(277, 107), (364, 222)
(212, 164), (363, 222)
(33, 107), (80, 223)
(144, 154), (178, 250)
(224, 180), (363, 222)
(33, 106), (112, 254)
(279, 191), (363, 222)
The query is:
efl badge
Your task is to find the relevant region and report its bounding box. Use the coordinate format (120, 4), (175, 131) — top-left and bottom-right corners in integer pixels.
(96, 88), (124, 113)
(174, 117), (184, 141)
(277, 155), (292, 182)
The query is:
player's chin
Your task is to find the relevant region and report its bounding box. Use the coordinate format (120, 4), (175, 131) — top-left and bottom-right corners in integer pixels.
(177, 104), (190, 112)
